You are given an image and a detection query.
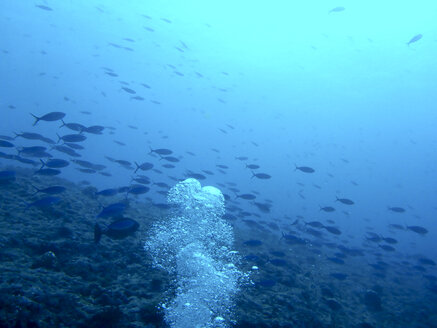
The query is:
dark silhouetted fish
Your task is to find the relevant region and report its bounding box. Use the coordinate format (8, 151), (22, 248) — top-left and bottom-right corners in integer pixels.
(32, 185), (66, 195)
(95, 189), (117, 197)
(320, 206), (335, 212)
(243, 239), (263, 247)
(336, 197), (354, 205)
(59, 120), (86, 132)
(150, 147), (173, 156)
(305, 221), (324, 228)
(329, 6), (345, 13)
(323, 226), (342, 235)
(31, 112), (65, 126)
(128, 185), (150, 195)
(235, 193), (256, 200)
(121, 87), (136, 94)
(407, 34), (422, 46)
(0, 170), (16, 184)
(0, 140), (14, 148)
(83, 125), (105, 134)
(295, 165), (315, 173)
(388, 206), (405, 213)
(94, 218), (139, 243)
(34, 168), (61, 176)
(379, 244), (395, 252)
(35, 4), (53, 11)
(407, 225), (428, 235)
(251, 172), (271, 179)
(52, 145), (81, 157)
(161, 156), (179, 163)
(235, 156), (248, 161)
(65, 143), (84, 150)
(97, 202), (127, 218)
(135, 162), (154, 173)
(246, 164), (260, 170)
(40, 159), (69, 169)
(57, 134), (87, 143)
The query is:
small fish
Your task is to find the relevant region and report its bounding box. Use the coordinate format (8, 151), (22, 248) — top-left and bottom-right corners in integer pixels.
(57, 133), (87, 143)
(40, 159), (69, 169)
(295, 165), (315, 173)
(94, 218), (139, 243)
(31, 112), (65, 126)
(0, 140), (14, 148)
(32, 185), (66, 195)
(96, 188), (118, 197)
(34, 168), (61, 176)
(149, 147), (173, 155)
(83, 125), (105, 134)
(407, 225), (428, 235)
(0, 170), (16, 184)
(59, 120), (86, 132)
(243, 239), (263, 247)
(407, 34), (422, 46)
(122, 87), (136, 94)
(235, 193), (256, 200)
(251, 172), (271, 179)
(324, 226), (342, 235)
(134, 162), (154, 173)
(320, 206), (335, 212)
(329, 6), (345, 13)
(336, 197), (354, 205)
(246, 164), (260, 170)
(36, 4), (53, 11)
(97, 202), (127, 218)
(127, 185), (150, 195)
(161, 156), (179, 163)
(388, 206), (405, 213)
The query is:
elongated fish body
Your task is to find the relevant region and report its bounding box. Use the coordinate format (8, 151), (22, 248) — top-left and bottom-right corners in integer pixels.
(407, 34), (422, 45)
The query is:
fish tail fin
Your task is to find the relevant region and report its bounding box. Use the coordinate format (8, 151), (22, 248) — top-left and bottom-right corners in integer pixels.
(251, 171), (255, 179)
(59, 120), (65, 128)
(294, 164), (298, 171)
(56, 133), (61, 144)
(31, 184), (40, 195)
(13, 132), (19, 139)
(94, 223), (102, 243)
(40, 159), (46, 169)
(30, 113), (40, 126)
(134, 162), (139, 173)
(148, 146), (154, 154)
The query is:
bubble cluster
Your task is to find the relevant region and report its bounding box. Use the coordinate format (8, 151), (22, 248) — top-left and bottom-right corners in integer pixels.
(144, 178), (245, 328)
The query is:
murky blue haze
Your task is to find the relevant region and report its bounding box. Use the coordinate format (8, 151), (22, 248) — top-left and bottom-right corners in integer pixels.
(1, 1), (436, 327)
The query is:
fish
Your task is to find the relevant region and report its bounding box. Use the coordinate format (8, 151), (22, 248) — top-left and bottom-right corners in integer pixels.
(97, 202), (127, 218)
(149, 147), (173, 155)
(32, 185), (66, 195)
(329, 6), (345, 13)
(127, 185), (150, 195)
(323, 226), (342, 235)
(407, 34), (422, 46)
(336, 197), (354, 205)
(94, 218), (139, 243)
(388, 206), (405, 213)
(243, 239), (263, 247)
(122, 87), (136, 94)
(35, 4), (53, 11)
(134, 162), (154, 173)
(407, 225), (428, 235)
(0, 140), (14, 147)
(34, 168), (61, 176)
(40, 159), (69, 169)
(246, 164), (260, 170)
(59, 120), (86, 132)
(320, 206), (335, 212)
(379, 245), (395, 252)
(305, 221), (324, 228)
(0, 135), (14, 141)
(57, 134), (87, 143)
(65, 143), (84, 150)
(235, 156), (248, 161)
(0, 170), (16, 184)
(235, 193), (256, 200)
(83, 125), (105, 134)
(31, 112), (65, 126)
(52, 145), (81, 157)
(161, 156), (179, 163)
(251, 172), (271, 179)
(295, 165), (315, 173)
(96, 188), (118, 197)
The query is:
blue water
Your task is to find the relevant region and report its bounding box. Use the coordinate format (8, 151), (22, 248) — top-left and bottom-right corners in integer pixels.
(1, 1), (437, 327)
